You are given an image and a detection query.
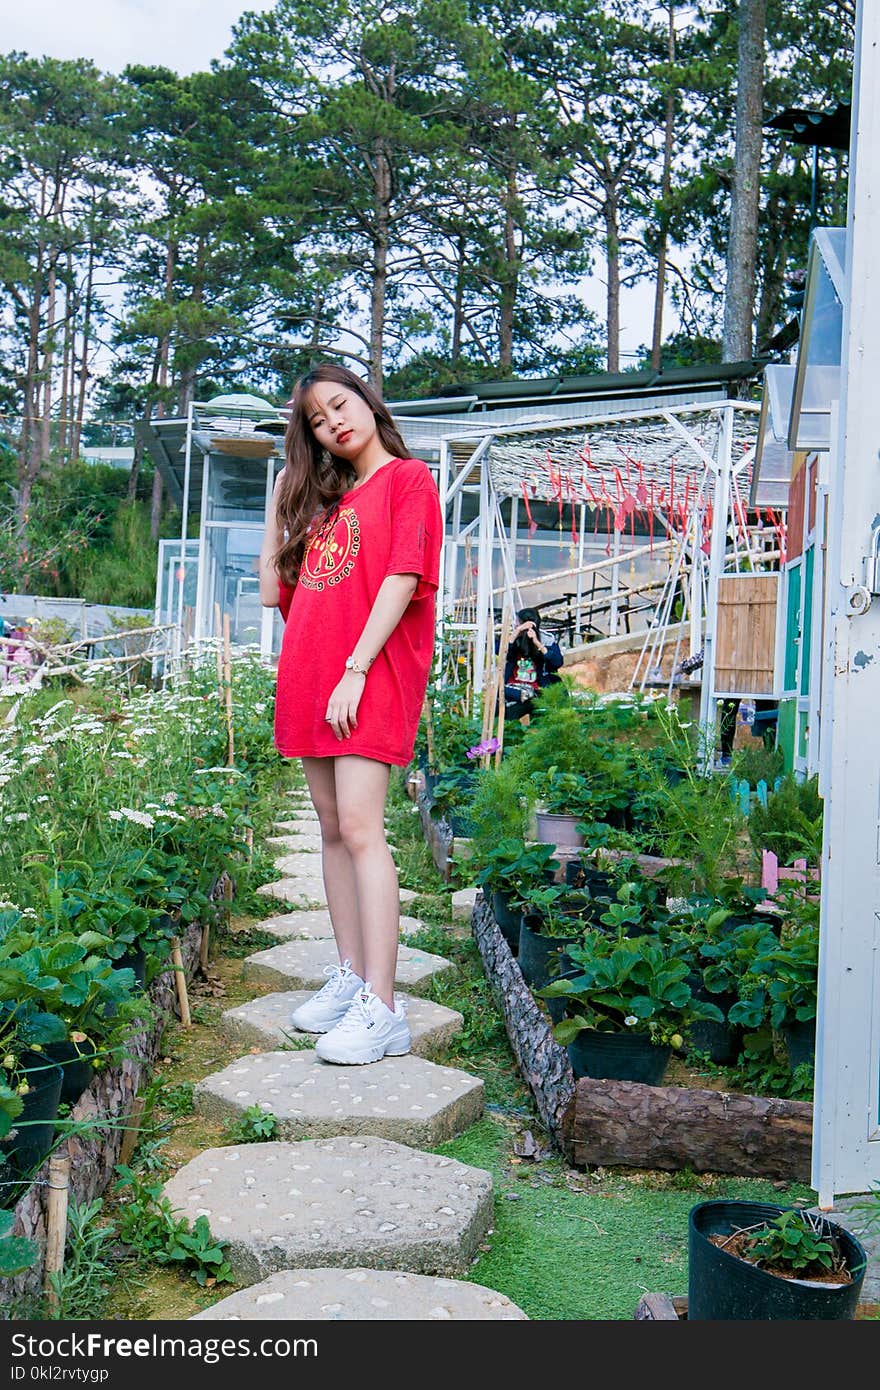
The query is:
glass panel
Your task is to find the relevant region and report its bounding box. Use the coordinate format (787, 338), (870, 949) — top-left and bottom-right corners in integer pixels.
(784, 561), (802, 692)
(800, 546), (814, 697)
(206, 454), (270, 523)
(788, 233), (844, 451)
(203, 526), (264, 646)
(156, 539), (199, 626)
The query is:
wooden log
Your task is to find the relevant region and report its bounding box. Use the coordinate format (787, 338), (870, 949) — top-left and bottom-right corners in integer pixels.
(118, 1095), (147, 1168)
(43, 1152), (70, 1310)
(471, 893), (574, 1143)
(633, 1292), (683, 1320)
(564, 1076), (813, 1180)
(170, 936), (191, 1027)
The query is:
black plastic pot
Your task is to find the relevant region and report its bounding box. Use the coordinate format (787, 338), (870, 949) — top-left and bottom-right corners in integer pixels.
(0, 1050), (63, 1194)
(781, 1017), (816, 1071)
(42, 1038), (97, 1107)
(567, 1029), (671, 1084)
(116, 947), (147, 989)
(564, 861), (615, 897)
(518, 914), (577, 990)
(687, 979), (742, 1065)
(688, 1200), (868, 1320)
(447, 809), (475, 838)
(490, 889), (521, 954)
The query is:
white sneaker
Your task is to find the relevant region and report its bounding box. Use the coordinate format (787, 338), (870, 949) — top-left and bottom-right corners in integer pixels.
(289, 960), (364, 1033)
(314, 984), (411, 1065)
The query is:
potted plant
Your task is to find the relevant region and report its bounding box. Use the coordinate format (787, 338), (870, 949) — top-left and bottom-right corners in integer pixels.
(688, 1200), (868, 1320)
(428, 768), (479, 838)
(517, 883), (592, 989)
(728, 914), (819, 1073)
(475, 839), (560, 953)
(541, 930), (723, 1084)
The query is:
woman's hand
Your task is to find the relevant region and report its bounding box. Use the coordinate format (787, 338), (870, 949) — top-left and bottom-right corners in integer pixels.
(324, 671), (366, 739)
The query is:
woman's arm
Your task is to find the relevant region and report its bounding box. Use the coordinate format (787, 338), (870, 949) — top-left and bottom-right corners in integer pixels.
(324, 573), (419, 739)
(259, 469), (285, 608)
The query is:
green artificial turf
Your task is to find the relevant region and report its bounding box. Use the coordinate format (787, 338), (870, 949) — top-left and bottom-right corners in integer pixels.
(434, 1117), (815, 1321)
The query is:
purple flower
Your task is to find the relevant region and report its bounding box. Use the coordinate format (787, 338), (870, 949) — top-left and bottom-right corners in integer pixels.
(467, 737), (500, 760)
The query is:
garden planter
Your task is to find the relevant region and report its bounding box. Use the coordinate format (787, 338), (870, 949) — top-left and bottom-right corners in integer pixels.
(567, 1030), (671, 1084)
(0, 1051), (63, 1194)
(490, 890), (521, 954)
(688, 1200), (867, 1320)
(534, 811), (584, 849)
(687, 980), (742, 1065)
(564, 860), (615, 897)
(116, 947), (147, 989)
(781, 1017), (816, 1071)
(518, 914), (578, 990)
(43, 1038), (97, 1107)
(447, 809), (475, 838)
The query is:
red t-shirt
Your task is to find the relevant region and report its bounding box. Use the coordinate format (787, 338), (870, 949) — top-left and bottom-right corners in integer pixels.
(274, 456), (442, 767)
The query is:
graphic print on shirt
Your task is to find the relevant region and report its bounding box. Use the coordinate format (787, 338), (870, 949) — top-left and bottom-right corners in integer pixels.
(299, 506), (361, 591)
(512, 656), (538, 691)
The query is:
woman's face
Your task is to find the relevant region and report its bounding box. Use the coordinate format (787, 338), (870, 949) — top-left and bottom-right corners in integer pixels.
(305, 380), (377, 459)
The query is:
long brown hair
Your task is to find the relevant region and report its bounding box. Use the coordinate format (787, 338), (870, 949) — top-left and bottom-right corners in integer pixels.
(274, 365), (408, 586)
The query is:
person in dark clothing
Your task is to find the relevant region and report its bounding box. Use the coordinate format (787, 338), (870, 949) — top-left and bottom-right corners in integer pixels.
(503, 606), (564, 719)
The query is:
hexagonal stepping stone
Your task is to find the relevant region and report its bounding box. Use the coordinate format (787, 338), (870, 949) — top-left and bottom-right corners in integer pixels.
(275, 817), (319, 832)
(266, 834), (323, 852)
(451, 887), (478, 921)
(256, 910), (427, 942)
(162, 1136), (493, 1283)
(399, 887), (418, 905)
(191, 1268), (527, 1320)
(194, 1050), (482, 1147)
(242, 939), (452, 996)
(257, 877), (328, 907)
(221, 992), (463, 1060)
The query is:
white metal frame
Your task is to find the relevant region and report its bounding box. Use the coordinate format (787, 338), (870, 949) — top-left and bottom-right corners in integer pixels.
(812, 0), (880, 1203)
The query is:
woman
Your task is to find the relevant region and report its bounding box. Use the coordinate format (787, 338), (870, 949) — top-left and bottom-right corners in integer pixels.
(259, 364), (442, 1065)
(503, 606), (564, 719)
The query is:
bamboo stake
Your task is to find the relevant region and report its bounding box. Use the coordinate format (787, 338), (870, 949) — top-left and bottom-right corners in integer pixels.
(494, 610), (514, 768)
(244, 825), (254, 858)
(43, 1151), (71, 1311)
(199, 921), (211, 973)
(170, 936), (191, 1027)
(480, 607), (497, 745)
(222, 611), (234, 766)
(213, 602), (223, 689)
(119, 1095), (147, 1167)
(483, 606), (511, 768)
(423, 695), (437, 770)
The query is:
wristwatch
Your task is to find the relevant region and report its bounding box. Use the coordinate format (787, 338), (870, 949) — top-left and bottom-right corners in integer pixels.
(345, 654), (372, 676)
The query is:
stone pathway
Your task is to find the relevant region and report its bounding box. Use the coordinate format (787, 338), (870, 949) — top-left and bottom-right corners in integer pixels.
(163, 786), (512, 1320)
(192, 1268), (527, 1320)
(242, 938), (453, 995)
(164, 1136), (493, 1284)
(194, 1051), (484, 1147)
(253, 908), (427, 943)
(221, 991), (463, 1059)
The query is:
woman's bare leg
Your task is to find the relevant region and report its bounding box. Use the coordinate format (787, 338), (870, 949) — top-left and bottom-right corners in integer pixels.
(333, 754), (398, 1009)
(300, 756), (363, 976)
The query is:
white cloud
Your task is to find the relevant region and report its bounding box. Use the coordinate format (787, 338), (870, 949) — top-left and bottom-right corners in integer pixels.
(3, 0), (277, 75)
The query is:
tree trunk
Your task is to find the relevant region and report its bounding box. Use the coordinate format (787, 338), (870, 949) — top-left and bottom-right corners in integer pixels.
(72, 220), (96, 461)
(563, 1075), (812, 1180)
(722, 0), (767, 364)
(499, 167), (520, 371)
(40, 257), (57, 464)
(369, 139), (391, 392)
(150, 466), (164, 543)
(59, 253), (74, 460)
(604, 195), (621, 373)
(451, 234), (466, 363)
(651, 4), (677, 369)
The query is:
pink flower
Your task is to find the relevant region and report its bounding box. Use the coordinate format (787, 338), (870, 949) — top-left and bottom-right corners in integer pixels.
(466, 737), (500, 760)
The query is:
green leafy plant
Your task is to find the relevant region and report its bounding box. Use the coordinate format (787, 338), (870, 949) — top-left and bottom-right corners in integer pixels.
(44, 1198), (117, 1320)
(474, 837), (560, 907)
(113, 1165), (234, 1286)
(735, 1210), (847, 1279)
(158, 1082), (195, 1118)
(542, 931), (723, 1047)
(225, 1104), (279, 1143)
(0, 1208), (38, 1278)
(748, 773), (823, 868)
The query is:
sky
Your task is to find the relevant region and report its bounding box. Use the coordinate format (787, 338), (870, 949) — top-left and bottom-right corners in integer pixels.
(3, 0), (668, 366)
